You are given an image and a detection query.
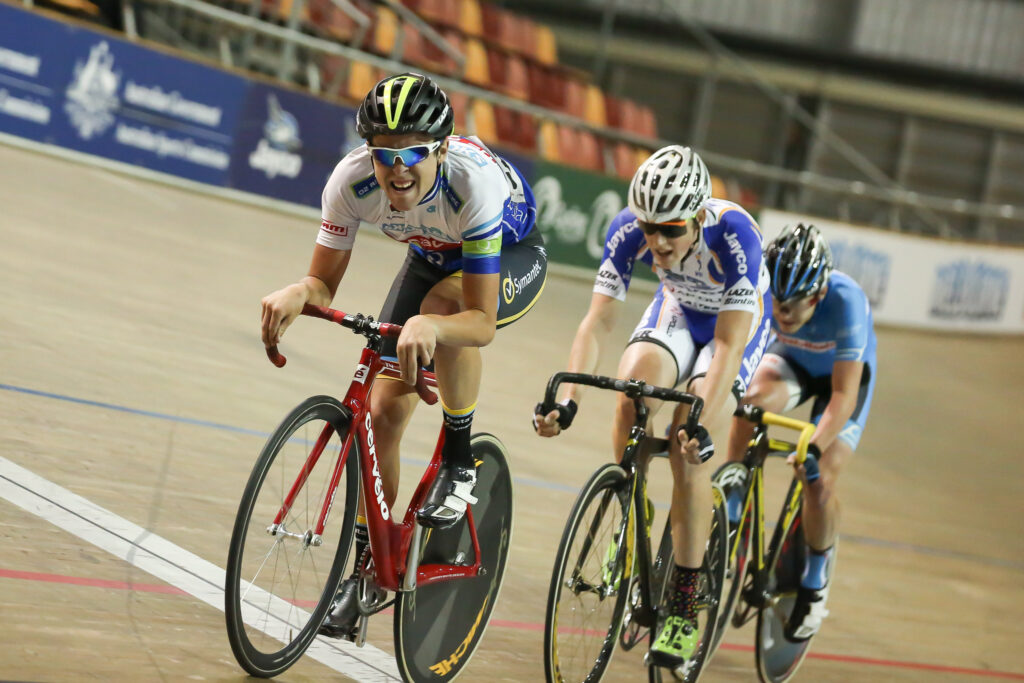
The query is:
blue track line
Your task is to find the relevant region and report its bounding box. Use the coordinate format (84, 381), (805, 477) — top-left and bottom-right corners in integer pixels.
(2, 382), (1020, 571)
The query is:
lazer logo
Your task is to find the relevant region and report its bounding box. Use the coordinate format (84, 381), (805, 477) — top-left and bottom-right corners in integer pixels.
(364, 414), (390, 521)
(725, 231), (748, 275)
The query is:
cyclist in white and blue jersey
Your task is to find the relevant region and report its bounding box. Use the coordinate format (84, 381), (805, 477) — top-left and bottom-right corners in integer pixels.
(534, 146), (772, 671)
(725, 222), (877, 642)
(260, 73), (545, 640)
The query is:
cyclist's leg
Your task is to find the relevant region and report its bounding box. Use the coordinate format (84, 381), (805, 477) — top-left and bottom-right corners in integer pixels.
(417, 229), (547, 527)
(614, 286), (695, 458)
(724, 347), (804, 464)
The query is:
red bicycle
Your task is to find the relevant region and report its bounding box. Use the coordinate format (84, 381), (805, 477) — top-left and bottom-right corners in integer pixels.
(225, 304), (514, 682)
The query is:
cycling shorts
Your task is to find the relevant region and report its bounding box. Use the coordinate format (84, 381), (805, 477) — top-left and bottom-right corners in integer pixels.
(378, 228), (547, 360)
(761, 344), (876, 450)
(626, 286), (773, 400)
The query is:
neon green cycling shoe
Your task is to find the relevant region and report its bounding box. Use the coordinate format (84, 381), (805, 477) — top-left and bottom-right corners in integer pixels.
(647, 615), (700, 669)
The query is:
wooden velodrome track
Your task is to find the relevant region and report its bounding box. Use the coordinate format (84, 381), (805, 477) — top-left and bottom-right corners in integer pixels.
(1, 140), (1022, 682)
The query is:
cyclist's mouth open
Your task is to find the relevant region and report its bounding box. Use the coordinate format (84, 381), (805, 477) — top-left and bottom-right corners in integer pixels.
(391, 179), (416, 194)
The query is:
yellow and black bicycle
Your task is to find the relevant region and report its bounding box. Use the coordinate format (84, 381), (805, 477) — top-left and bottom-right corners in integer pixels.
(710, 405), (836, 683)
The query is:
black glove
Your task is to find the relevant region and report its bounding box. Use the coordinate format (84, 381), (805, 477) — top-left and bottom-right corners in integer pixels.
(533, 399), (578, 431)
(677, 424), (715, 463)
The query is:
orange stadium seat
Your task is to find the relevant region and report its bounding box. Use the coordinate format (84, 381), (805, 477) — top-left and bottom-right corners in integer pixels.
(538, 120), (560, 161)
(470, 99), (498, 141)
(344, 61), (381, 104)
(634, 145), (652, 170)
(463, 38), (490, 86)
(612, 142), (636, 180)
(534, 24), (557, 65)
(564, 79), (586, 118)
(710, 174), (728, 200)
(458, 0), (483, 37)
(448, 90), (469, 134)
(584, 84), (607, 127)
(372, 6), (400, 57)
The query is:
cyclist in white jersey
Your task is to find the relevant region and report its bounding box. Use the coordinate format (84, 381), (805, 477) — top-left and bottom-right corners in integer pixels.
(260, 73), (546, 640)
(534, 146), (772, 671)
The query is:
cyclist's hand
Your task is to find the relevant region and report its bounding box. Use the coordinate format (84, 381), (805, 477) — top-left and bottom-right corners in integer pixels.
(786, 444), (822, 485)
(396, 315), (437, 385)
(261, 284), (307, 347)
(533, 399), (577, 437)
(676, 424), (714, 464)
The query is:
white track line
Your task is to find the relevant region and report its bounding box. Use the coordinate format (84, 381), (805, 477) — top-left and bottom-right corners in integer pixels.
(0, 456), (401, 682)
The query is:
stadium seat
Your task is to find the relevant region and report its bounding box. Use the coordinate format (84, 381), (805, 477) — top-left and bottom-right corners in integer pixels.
(480, 2), (504, 44)
(710, 174), (728, 200)
(576, 130), (603, 172)
(564, 78), (586, 118)
(463, 38), (490, 85)
(612, 142), (636, 180)
(470, 99), (498, 141)
(372, 6), (400, 57)
(344, 61), (380, 104)
(458, 0), (483, 37)
(637, 105), (658, 138)
(534, 24), (557, 64)
(527, 64), (566, 111)
(584, 84), (607, 127)
(604, 94), (626, 130)
(448, 90), (469, 134)
(538, 120), (560, 161)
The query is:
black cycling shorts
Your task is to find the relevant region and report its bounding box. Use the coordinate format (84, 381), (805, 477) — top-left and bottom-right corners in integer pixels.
(378, 228), (547, 359)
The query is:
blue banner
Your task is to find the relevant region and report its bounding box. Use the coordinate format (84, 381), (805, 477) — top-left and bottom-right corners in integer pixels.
(0, 3), (246, 185)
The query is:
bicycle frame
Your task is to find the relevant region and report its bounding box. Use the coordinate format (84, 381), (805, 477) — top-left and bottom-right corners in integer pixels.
(731, 407), (815, 614)
(266, 304), (485, 594)
(540, 371), (703, 630)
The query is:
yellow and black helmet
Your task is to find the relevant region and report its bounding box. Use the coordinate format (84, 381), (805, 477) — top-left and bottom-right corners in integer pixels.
(356, 72), (454, 142)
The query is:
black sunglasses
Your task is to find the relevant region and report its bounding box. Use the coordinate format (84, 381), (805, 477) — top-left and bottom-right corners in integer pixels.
(638, 220), (692, 239)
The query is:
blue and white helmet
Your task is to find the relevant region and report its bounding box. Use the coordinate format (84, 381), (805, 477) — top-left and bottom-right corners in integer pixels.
(628, 145), (711, 224)
(764, 223), (834, 302)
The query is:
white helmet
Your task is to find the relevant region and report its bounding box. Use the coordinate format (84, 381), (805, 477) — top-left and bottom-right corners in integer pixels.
(628, 145), (711, 224)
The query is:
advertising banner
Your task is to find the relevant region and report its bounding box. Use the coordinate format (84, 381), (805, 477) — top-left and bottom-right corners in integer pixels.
(0, 4), (246, 185)
(760, 210), (1024, 333)
(230, 83), (365, 208)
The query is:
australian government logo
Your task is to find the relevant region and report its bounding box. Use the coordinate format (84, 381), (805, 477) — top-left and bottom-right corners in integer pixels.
(930, 259), (1009, 321)
(249, 94), (303, 179)
(829, 241), (890, 308)
(64, 42), (120, 140)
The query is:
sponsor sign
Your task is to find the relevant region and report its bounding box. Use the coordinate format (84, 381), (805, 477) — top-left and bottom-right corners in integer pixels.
(761, 210), (1024, 333)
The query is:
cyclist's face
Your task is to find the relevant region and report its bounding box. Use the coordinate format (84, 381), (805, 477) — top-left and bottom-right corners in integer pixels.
(369, 133), (448, 212)
(641, 214), (700, 269)
(772, 291), (823, 333)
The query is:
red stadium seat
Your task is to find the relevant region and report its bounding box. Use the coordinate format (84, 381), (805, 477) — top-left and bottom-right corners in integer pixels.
(563, 78), (586, 118)
(612, 142), (636, 180)
(576, 130), (603, 172)
(448, 90), (470, 134)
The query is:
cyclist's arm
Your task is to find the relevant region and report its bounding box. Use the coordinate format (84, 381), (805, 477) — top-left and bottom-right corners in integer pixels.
(697, 309), (752, 423)
(557, 292), (621, 404)
(428, 271), (499, 347)
(810, 359), (863, 452)
(261, 244), (351, 347)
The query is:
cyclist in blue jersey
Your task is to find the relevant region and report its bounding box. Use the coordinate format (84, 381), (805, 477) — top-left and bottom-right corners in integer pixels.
(260, 73), (546, 640)
(725, 222), (877, 642)
(534, 146), (772, 671)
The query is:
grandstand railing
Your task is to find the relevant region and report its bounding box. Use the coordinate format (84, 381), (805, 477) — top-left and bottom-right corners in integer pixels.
(106, 0), (1022, 238)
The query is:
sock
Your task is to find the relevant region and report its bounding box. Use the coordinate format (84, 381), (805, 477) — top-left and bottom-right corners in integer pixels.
(441, 402), (475, 469)
(352, 517), (369, 573)
(800, 545), (834, 591)
(668, 564), (701, 620)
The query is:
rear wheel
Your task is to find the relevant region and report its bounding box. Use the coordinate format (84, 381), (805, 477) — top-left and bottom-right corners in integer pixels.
(394, 433), (514, 682)
(755, 480), (835, 683)
(544, 463), (632, 683)
(225, 396), (359, 678)
(647, 485), (728, 682)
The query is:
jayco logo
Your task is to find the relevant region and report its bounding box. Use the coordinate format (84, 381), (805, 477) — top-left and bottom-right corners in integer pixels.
(532, 176), (623, 261)
(725, 231), (747, 274)
(64, 42), (120, 140)
(930, 259), (1009, 321)
(364, 413), (390, 521)
(249, 94), (302, 179)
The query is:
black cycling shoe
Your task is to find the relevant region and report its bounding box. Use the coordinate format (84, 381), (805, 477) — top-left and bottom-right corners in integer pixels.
(318, 577), (360, 640)
(415, 460), (478, 529)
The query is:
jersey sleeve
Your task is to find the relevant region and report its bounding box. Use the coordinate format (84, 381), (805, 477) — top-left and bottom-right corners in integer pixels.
(715, 211), (764, 314)
(833, 284), (872, 362)
(316, 154), (368, 251)
(458, 166), (507, 275)
(593, 209), (649, 301)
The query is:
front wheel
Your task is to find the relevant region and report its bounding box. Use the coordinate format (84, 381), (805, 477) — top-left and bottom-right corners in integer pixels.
(394, 433), (514, 682)
(225, 395), (359, 678)
(647, 484), (728, 682)
(544, 463), (632, 683)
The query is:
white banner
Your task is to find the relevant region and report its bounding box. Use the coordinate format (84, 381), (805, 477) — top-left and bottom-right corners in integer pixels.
(760, 210), (1024, 334)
